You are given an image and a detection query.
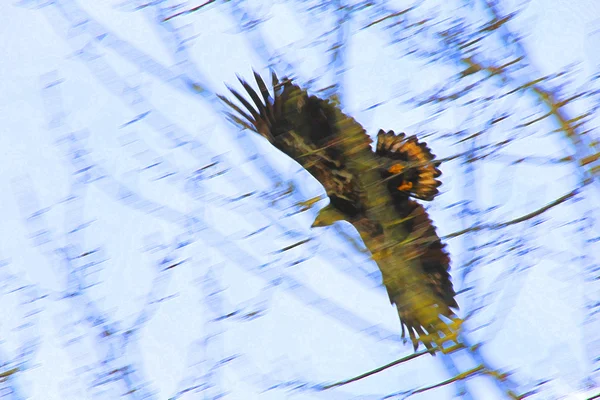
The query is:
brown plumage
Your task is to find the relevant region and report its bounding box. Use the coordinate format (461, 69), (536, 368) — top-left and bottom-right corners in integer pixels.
(220, 71), (459, 352)
(376, 129), (442, 202)
(219, 72), (367, 217)
(391, 200), (457, 342)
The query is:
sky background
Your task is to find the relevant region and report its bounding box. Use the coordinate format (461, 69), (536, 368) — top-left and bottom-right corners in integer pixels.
(1, 0), (600, 399)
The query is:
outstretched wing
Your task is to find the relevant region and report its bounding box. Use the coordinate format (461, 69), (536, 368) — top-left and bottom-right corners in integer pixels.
(375, 131), (455, 350)
(384, 198), (458, 351)
(394, 200), (457, 309)
(376, 129), (442, 202)
(218, 71), (284, 142)
(219, 71), (368, 217)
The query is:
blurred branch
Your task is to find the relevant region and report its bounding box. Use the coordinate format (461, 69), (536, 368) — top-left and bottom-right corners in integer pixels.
(445, 186), (581, 239)
(163, 0), (216, 22)
(438, 352), (476, 400)
(327, 1), (351, 102)
(321, 345), (463, 389)
(0, 367), (19, 381)
(401, 366), (485, 398)
(456, 110), (485, 308)
(463, 1), (600, 186)
(485, 153), (575, 165)
(362, 6), (413, 30)
(223, 1), (296, 73)
(460, 335), (525, 399)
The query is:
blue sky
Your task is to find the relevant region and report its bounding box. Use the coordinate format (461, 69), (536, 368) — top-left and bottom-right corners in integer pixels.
(1, 1), (600, 399)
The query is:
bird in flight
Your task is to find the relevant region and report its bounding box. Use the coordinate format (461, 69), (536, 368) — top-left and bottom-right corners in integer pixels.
(219, 71), (460, 352)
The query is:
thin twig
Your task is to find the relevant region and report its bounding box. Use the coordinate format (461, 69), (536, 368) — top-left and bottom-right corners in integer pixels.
(362, 6), (414, 30)
(321, 345), (463, 389)
(444, 187), (581, 239)
(408, 365), (484, 397)
(0, 368), (19, 380)
(163, 0), (216, 22)
(461, 54), (599, 186)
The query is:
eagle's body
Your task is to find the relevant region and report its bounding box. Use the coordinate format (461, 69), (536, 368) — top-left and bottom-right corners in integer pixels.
(220, 72), (459, 351)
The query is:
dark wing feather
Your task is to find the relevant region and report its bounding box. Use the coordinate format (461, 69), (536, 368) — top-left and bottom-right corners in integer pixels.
(221, 71), (367, 217)
(223, 111), (255, 132)
(385, 198), (458, 351)
(237, 76), (269, 121)
(227, 86), (262, 122)
(220, 75), (281, 142)
(217, 94), (255, 128)
(392, 198), (458, 321)
(253, 71), (274, 121)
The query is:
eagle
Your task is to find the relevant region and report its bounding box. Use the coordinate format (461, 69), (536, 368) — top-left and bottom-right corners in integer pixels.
(219, 71), (460, 352)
